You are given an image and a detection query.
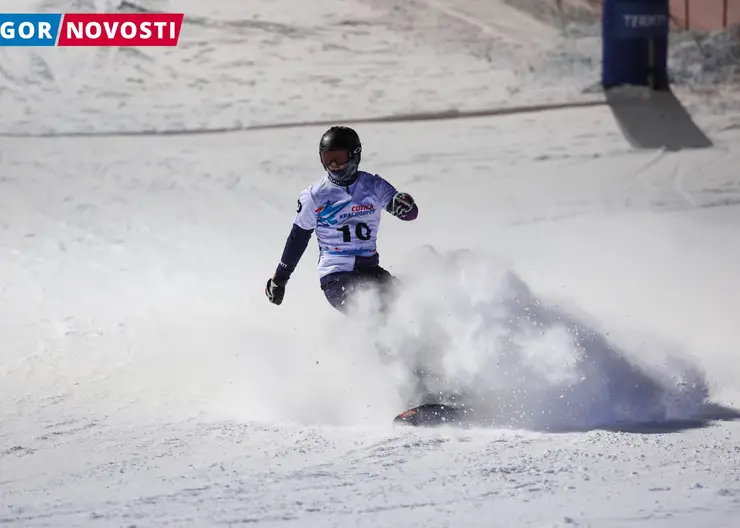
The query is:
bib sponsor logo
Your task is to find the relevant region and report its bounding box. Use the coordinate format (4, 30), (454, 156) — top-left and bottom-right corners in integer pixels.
(340, 203), (376, 220)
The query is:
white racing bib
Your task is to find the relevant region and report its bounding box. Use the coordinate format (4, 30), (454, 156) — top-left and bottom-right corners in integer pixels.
(293, 171), (398, 278)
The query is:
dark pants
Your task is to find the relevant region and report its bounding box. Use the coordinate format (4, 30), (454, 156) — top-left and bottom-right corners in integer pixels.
(321, 265), (397, 313)
(323, 265), (434, 405)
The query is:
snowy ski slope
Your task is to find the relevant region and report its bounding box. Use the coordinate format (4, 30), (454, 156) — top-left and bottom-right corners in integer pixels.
(2, 0), (740, 526)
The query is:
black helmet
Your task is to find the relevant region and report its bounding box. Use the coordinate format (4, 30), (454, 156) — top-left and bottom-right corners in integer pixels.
(319, 126), (362, 185)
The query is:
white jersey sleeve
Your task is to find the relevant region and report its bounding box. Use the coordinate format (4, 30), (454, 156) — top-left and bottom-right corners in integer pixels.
(293, 186), (318, 231)
(372, 174), (398, 210)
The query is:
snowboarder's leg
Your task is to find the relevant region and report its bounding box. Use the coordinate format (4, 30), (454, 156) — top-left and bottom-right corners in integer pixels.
(321, 266), (430, 408)
(354, 264), (398, 313)
(321, 265), (397, 314)
(321, 272), (358, 313)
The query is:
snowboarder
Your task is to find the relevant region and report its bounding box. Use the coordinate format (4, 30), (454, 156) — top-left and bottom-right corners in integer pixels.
(265, 125), (419, 312)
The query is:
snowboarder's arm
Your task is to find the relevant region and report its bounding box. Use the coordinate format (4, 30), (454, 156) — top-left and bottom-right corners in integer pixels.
(266, 189), (317, 305)
(374, 174), (418, 221)
(273, 223), (313, 282)
(273, 188), (318, 282)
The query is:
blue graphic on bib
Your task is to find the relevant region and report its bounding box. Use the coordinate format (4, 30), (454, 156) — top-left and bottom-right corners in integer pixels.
(315, 200), (350, 226)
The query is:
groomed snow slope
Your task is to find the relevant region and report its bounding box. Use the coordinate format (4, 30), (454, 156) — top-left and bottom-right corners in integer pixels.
(2, 0), (740, 526)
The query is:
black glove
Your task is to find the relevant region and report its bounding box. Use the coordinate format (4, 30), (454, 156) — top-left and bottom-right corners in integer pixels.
(265, 276), (287, 305)
(387, 192), (415, 218)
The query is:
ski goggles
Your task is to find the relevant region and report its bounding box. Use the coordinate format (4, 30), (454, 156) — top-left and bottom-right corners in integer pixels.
(320, 150), (350, 167)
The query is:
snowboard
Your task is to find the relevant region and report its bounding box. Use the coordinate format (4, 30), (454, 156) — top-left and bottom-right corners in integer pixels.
(393, 403), (463, 427)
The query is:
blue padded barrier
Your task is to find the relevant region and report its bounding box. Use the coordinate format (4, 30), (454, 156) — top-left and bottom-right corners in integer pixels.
(602, 0), (670, 90)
